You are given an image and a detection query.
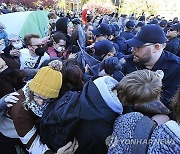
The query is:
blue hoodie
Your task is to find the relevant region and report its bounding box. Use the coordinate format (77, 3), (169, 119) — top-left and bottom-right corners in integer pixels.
(76, 76), (123, 154)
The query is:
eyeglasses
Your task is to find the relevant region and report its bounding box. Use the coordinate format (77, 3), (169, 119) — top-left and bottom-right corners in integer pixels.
(11, 40), (21, 43)
(132, 43), (155, 52)
(30, 44), (44, 48)
(33, 94), (48, 101)
(168, 28), (176, 32)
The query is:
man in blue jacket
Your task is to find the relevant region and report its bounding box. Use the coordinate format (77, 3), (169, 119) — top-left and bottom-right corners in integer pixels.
(165, 23), (180, 56)
(122, 24), (180, 109)
(120, 20), (135, 40)
(110, 23), (129, 56)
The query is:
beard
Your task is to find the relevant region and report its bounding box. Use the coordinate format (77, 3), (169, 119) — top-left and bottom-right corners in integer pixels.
(133, 55), (151, 64)
(133, 49), (152, 64)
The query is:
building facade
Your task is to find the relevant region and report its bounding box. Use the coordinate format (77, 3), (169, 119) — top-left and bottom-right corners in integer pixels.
(59, 0), (82, 12)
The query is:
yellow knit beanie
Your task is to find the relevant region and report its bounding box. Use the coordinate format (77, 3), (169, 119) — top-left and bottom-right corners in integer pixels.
(29, 60), (63, 98)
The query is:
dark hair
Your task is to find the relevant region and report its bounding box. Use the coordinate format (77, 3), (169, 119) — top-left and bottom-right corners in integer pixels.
(86, 15), (93, 22)
(48, 12), (56, 19)
(24, 34), (40, 46)
(71, 30), (79, 46)
(172, 87), (180, 124)
(61, 58), (84, 91)
(70, 30), (81, 53)
(46, 32), (67, 48)
(39, 6), (43, 10)
(52, 32), (67, 43)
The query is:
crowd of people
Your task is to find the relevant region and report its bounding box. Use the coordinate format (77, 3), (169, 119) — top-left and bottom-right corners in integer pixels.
(0, 2), (180, 154)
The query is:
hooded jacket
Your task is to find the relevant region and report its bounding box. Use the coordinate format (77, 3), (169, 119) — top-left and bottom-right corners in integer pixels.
(55, 17), (71, 48)
(56, 17), (69, 35)
(76, 76), (123, 154)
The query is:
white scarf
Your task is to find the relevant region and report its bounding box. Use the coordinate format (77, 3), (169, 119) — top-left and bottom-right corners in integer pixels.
(22, 82), (49, 117)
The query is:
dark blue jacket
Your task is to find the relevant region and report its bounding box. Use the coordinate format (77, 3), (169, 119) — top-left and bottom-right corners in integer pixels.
(120, 31), (135, 40)
(121, 51), (180, 109)
(76, 80), (118, 154)
(112, 35), (129, 55)
(1, 9), (11, 14)
(165, 37), (180, 56)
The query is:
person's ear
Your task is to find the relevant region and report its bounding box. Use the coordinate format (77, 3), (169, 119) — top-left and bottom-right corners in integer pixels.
(52, 41), (56, 48)
(153, 43), (161, 53)
(175, 31), (179, 36)
(27, 45), (32, 50)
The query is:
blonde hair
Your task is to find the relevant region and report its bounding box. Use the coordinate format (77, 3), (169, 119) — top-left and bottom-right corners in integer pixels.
(116, 69), (162, 105)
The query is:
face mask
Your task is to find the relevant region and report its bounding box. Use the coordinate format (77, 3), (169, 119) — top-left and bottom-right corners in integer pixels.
(35, 47), (45, 56)
(56, 46), (63, 52)
(12, 42), (23, 49)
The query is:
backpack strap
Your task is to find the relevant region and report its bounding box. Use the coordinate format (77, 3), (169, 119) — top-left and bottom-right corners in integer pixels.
(33, 56), (42, 69)
(131, 116), (157, 154)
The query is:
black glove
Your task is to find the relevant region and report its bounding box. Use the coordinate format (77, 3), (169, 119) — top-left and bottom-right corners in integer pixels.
(101, 57), (120, 75)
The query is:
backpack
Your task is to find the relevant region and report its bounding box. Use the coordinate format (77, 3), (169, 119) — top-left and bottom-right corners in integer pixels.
(131, 116), (157, 154)
(39, 91), (81, 152)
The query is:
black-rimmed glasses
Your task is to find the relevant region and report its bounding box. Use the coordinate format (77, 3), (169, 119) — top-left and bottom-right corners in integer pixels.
(33, 94), (48, 101)
(133, 43), (155, 52)
(168, 28), (176, 32)
(30, 44), (44, 48)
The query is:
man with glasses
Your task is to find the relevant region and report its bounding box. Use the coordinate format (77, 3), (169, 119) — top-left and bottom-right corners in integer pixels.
(19, 34), (50, 70)
(121, 24), (180, 109)
(165, 23), (180, 56)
